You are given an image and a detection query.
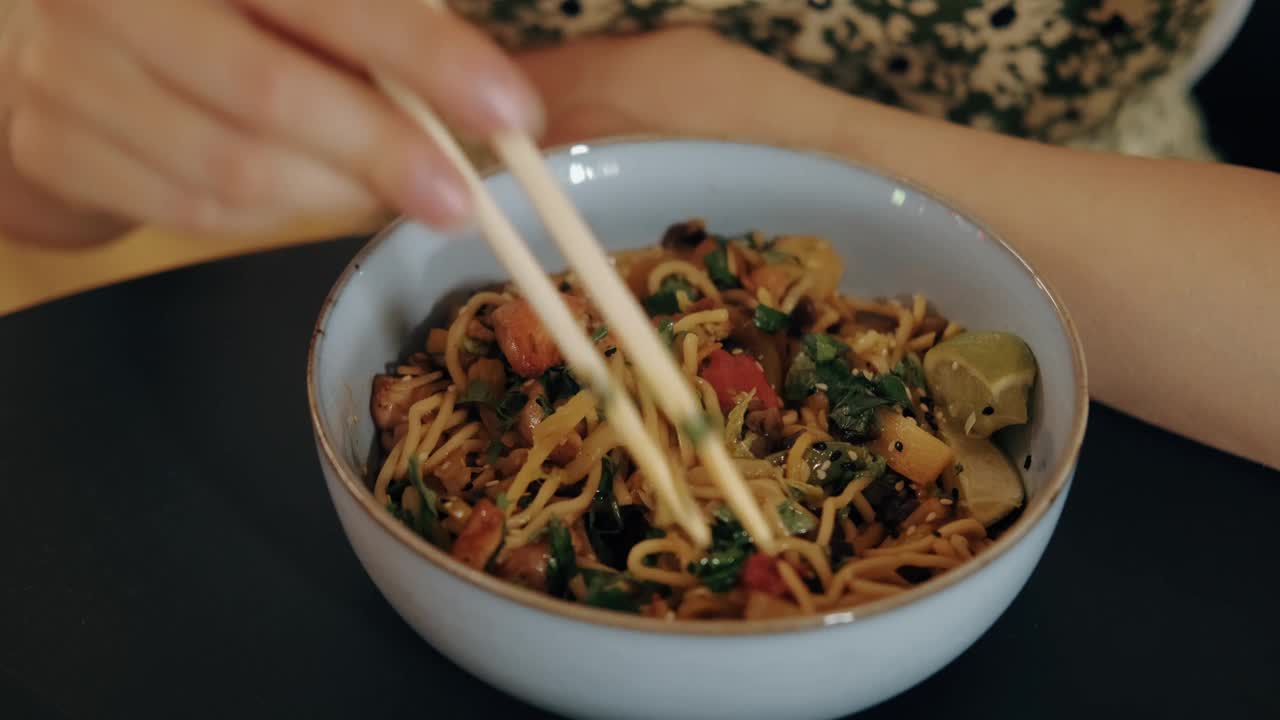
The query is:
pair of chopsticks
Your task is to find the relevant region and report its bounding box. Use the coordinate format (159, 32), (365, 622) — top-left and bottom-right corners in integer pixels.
(370, 6), (776, 554)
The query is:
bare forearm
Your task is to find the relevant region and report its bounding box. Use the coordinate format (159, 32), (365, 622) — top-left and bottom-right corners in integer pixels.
(828, 99), (1280, 468)
(521, 31), (1280, 468)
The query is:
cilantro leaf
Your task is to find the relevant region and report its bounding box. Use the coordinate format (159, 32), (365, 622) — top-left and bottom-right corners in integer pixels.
(688, 508), (754, 592)
(803, 333), (850, 365)
(643, 276), (699, 316)
(591, 326), (609, 342)
(875, 373), (912, 409)
(703, 245), (741, 290)
(541, 366), (581, 405)
(545, 517), (578, 598)
(753, 304), (790, 333)
(657, 319), (676, 346)
(891, 356), (926, 390)
(408, 456), (450, 549)
(581, 569), (649, 613)
(777, 500), (817, 535)
(459, 379), (497, 405)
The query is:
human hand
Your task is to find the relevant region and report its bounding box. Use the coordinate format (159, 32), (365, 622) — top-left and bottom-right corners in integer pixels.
(0, 0), (542, 245)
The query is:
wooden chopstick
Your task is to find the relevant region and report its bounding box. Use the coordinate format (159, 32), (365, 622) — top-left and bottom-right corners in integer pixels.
(491, 133), (778, 554)
(374, 74), (713, 549)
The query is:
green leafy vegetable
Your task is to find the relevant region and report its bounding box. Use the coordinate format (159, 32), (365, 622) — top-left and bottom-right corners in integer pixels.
(591, 326), (609, 342)
(803, 333), (850, 365)
(753, 304), (790, 333)
(777, 500), (817, 535)
(874, 373), (912, 409)
(541, 366), (582, 405)
(495, 493), (511, 511)
(408, 456), (450, 549)
(723, 389), (758, 459)
(643, 276), (700, 316)
(657, 319), (676, 346)
(459, 379), (497, 405)
(580, 569), (650, 613)
(586, 457), (624, 563)
(688, 508), (754, 592)
(484, 438), (504, 464)
(703, 245), (741, 290)
(535, 395), (555, 416)
(545, 517), (578, 598)
(892, 356), (927, 390)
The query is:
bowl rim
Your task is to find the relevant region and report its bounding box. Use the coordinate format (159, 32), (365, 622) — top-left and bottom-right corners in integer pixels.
(306, 136), (1089, 636)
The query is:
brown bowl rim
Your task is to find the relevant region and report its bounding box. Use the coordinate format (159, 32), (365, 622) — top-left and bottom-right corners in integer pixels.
(305, 136), (1089, 636)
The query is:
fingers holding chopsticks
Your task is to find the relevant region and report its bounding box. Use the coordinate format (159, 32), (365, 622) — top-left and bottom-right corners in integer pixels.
(4, 0), (544, 242)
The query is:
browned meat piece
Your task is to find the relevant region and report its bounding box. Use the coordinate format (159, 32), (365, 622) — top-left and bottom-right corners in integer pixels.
(496, 541), (550, 592)
(451, 499), (504, 570)
(490, 295), (587, 378)
(371, 374), (432, 430)
(516, 383), (582, 466)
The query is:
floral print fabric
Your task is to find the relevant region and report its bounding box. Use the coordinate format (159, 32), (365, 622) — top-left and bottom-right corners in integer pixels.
(451, 0), (1222, 156)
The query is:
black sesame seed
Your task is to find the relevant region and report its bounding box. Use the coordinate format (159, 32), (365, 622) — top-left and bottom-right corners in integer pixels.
(813, 442), (828, 452)
(893, 441), (904, 452)
(830, 451), (843, 462)
(981, 406), (995, 416)
(920, 396), (934, 408)
(559, 0), (581, 16)
(1023, 454), (1032, 470)
(990, 4), (1016, 28)
(887, 55), (910, 74)
(558, 280), (572, 292)
(604, 347), (618, 357)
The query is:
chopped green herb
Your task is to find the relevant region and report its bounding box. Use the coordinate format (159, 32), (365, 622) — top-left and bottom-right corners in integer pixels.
(688, 508), (754, 592)
(777, 500), (817, 535)
(586, 458), (624, 563)
(535, 395), (555, 416)
(494, 390), (528, 434)
(753, 303), (790, 333)
(591, 326), (609, 342)
(891, 356), (927, 390)
(803, 333), (850, 365)
(657, 319), (676, 346)
(541, 366), (582, 405)
(545, 517), (578, 598)
(703, 246), (741, 290)
(643, 276), (699, 316)
(874, 373), (912, 409)
(459, 379), (497, 405)
(484, 438), (505, 464)
(495, 493), (511, 511)
(581, 569), (647, 613)
(408, 456), (450, 549)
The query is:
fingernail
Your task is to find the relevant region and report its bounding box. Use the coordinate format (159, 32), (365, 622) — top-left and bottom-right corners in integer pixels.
(473, 75), (545, 137)
(403, 161), (473, 230)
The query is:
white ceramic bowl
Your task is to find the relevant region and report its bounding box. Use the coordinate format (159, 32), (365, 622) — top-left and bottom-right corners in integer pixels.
(307, 139), (1088, 720)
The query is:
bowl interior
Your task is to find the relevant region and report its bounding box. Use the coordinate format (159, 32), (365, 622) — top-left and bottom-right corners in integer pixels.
(310, 139), (1084, 617)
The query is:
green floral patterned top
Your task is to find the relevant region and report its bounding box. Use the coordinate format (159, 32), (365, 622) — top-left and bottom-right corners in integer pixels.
(451, 0), (1241, 159)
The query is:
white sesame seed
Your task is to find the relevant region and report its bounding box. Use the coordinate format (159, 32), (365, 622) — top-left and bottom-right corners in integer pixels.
(951, 361), (959, 370)
(894, 481), (905, 492)
(940, 498), (954, 506)
(926, 512), (937, 522)
(906, 525), (917, 536)
(816, 469), (828, 481)
(731, 348), (744, 355)
(820, 460), (832, 471)
(484, 480), (499, 488)
(814, 383), (829, 392)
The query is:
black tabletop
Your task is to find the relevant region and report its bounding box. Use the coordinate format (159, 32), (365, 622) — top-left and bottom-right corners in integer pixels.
(3, 242), (1278, 720)
(5, 5), (1280, 716)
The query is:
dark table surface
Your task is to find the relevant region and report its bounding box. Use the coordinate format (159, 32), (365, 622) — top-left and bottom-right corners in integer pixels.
(4, 5), (1280, 718)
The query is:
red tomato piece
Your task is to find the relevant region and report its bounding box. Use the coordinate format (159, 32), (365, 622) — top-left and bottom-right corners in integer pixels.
(700, 348), (782, 413)
(741, 552), (788, 598)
